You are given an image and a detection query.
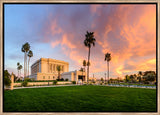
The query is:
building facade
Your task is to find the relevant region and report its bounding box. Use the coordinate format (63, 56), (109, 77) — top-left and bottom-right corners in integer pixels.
(61, 70), (87, 83)
(29, 58), (69, 80)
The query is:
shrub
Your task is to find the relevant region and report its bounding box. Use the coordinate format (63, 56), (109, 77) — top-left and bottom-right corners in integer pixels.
(65, 78), (69, 81)
(4, 70), (11, 86)
(21, 81), (28, 87)
(24, 77), (32, 82)
(4, 76), (11, 86)
(72, 81), (76, 84)
(89, 83), (92, 85)
(56, 79), (60, 81)
(53, 80), (57, 85)
(144, 81), (149, 84)
(61, 78), (64, 81)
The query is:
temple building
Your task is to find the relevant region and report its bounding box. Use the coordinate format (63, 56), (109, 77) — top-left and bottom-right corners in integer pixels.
(29, 58), (69, 80)
(29, 58), (87, 82)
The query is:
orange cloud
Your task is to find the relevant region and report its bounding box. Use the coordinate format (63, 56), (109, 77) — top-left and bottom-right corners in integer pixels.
(46, 5), (156, 78)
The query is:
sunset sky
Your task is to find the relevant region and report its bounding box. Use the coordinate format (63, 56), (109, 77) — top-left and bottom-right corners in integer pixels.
(4, 4), (156, 79)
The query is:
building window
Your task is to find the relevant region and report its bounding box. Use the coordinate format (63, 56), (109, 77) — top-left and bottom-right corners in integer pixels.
(48, 76), (50, 79)
(43, 76), (45, 79)
(53, 76), (55, 79)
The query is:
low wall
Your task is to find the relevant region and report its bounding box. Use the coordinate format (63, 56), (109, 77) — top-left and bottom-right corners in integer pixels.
(14, 81), (72, 86)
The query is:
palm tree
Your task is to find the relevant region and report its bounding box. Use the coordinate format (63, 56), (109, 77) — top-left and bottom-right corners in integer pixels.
(84, 31), (96, 83)
(130, 75), (134, 83)
(21, 42), (30, 78)
(56, 65), (61, 80)
(19, 65), (22, 77)
(104, 52), (111, 84)
(83, 60), (87, 70)
(27, 50), (33, 76)
(138, 71), (142, 83)
(17, 62), (20, 77)
(87, 61), (90, 66)
(83, 60), (86, 80)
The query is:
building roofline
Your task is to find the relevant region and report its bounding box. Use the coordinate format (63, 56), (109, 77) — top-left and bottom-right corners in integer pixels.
(31, 58), (69, 67)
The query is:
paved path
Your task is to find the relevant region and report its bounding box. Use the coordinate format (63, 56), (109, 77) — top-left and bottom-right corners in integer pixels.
(98, 84), (156, 89)
(13, 84), (156, 90)
(13, 84), (79, 89)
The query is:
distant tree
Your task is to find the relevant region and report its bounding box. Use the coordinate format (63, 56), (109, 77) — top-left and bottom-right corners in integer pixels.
(143, 73), (156, 82)
(125, 75), (129, 83)
(17, 62), (20, 77)
(84, 31), (96, 83)
(137, 76), (141, 83)
(129, 75), (134, 83)
(110, 78), (113, 83)
(117, 77), (120, 83)
(87, 61), (91, 67)
(4, 70), (11, 86)
(101, 78), (104, 82)
(82, 60), (87, 80)
(83, 60), (87, 71)
(143, 71), (156, 76)
(137, 71), (143, 83)
(105, 52), (111, 84)
(27, 50), (33, 76)
(56, 65), (61, 80)
(19, 65), (23, 77)
(79, 67), (84, 72)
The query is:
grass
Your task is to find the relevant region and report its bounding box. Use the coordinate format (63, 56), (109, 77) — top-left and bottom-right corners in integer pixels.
(4, 85), (156, 112)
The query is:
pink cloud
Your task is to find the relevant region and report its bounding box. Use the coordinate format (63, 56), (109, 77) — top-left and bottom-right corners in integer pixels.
(41, 4), (156, 78)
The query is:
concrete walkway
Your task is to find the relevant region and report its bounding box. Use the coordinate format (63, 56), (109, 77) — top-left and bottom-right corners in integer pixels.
(12, 84), (156, 90)
(13, 84), (79, 89)
(97, 84), (156, 89)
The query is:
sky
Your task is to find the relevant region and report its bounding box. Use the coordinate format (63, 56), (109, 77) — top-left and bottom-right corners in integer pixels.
(4, 4), (156, 79)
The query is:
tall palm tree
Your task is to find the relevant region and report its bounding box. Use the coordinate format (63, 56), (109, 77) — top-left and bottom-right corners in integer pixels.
(21, 42), (30, 78)
(17, 62), (20, 77)
(19, 65), (22, 77)
(27, 50), (33, 76)
(56, 65), (61, 80)
(104, 52), (111, 84)
(84, 31), (96, 83)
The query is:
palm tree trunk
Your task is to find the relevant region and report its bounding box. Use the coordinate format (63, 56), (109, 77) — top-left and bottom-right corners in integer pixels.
(24, 53), (25, 78)
(26, 53), (28, 77)
(58, 71), (60, 79)
(108, 61), (109, 84)
(20, 69), (21, 77)
(28, 57), (30, 77)
(87, 47), (91, 84)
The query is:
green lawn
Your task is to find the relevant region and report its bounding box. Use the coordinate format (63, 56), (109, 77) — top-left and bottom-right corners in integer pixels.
(4, 85), (156, 112)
